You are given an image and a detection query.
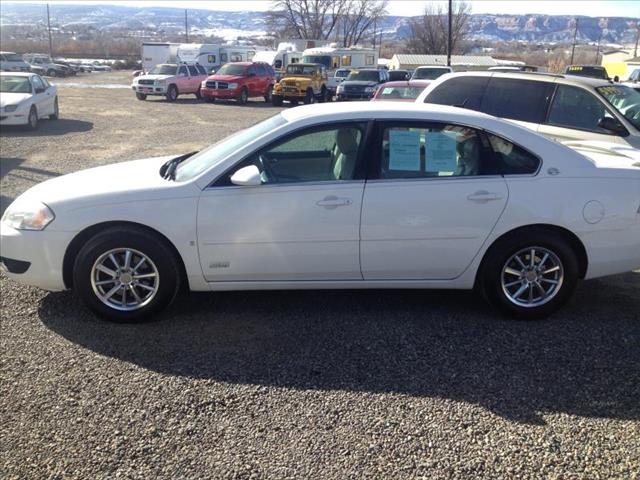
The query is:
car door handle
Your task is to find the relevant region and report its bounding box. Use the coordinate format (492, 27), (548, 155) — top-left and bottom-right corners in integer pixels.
(467, 191), (504, 203)
(316, 195), (352, 209)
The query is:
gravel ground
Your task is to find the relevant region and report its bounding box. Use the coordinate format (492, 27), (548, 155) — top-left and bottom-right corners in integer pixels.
(1, 71), (639, 479)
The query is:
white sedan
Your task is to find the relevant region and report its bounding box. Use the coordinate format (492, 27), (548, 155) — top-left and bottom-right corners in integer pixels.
(1, 103), (639, 321)
(0, 72), (59, 129)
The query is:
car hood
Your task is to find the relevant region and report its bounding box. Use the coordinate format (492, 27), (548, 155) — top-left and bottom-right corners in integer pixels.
(562, 140), (640, 170)
(280, 76), (313, 82)
(208, 74), (244, 82)
(136, 74), (173, 82)
(341, 80), (378, 87)
(17, 156), (194, 211)
(0, 92), (32, 108)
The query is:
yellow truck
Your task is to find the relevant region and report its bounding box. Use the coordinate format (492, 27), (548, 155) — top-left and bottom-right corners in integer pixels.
(272, 63), (330, 106)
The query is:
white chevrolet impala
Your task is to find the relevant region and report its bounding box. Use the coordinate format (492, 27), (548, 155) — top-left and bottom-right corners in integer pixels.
(1, 103), (639, 321)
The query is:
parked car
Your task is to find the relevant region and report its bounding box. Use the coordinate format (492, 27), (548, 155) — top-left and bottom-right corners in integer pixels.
(417, 71), (640, 148)
(272, 63), (329, 105)
(23, 54), (71, 77)
(200, 62), (275, 104)
(565, 65), (609, 80)
(131, 63), (208, 101)
(2, 102), (638, 322)
(336, 68), (389, 101)
(327, 67), (352, 97)
(0, 51), (31, 72)
(388, 69), (410, 81)
(0, 72), (58, 130)
(52, 59), (78, 75)
(371, 80), (431, 102)
(91, 62), (112, 72)
(411, 66), (453, 80)
(627, 68), (640, 83)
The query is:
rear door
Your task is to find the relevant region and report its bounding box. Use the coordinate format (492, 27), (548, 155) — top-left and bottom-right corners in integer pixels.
(360, 121), (509, 280)
(187, 65), (200, 92)
(176, 65), (190, 92)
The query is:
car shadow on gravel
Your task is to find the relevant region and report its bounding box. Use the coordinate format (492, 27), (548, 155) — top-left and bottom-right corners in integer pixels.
(0, 119), (93, 137)
(38, 272), (640, 425)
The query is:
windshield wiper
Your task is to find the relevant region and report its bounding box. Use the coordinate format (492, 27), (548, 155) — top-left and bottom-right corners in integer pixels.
(160, 151), (198, 181)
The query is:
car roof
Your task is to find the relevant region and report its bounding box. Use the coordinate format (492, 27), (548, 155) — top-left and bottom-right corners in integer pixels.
(0, 71), (36, 77)
(437, 70), (614, 88)
(416, 65), (451, 69)
(380, 80), (431, 87)
(288, 63), (320, 67)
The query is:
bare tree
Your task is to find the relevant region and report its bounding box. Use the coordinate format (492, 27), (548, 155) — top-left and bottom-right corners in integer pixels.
(338, 0), (388, 47)
(268, 0), (348, 40)
(407, 1), (470, 54)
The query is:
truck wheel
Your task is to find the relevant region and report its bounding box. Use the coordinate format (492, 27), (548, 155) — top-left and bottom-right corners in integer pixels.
(195, 87), (202, 100)
(303, 88), (314, 105)
(318, 86), (327, 103)
(264, 84), (273, 103)
(237, 87), (249, 105)
(271, 95), (283, 107)
(166, 85), (178, 102)
(135, 93), (147, 101)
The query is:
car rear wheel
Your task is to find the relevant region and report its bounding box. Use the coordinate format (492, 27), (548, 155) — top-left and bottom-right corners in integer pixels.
(166, 85), (178, 102)
(264, 84), (273, 103)
(27, 106), (38, 130)
(271, 95), (283, 107)
(47, 69), (57, 77)
(237, 87), (249, 105)
(136, 92), (147, 101)
(73, 227), (181, 322)
(206, 96), (216, 103)
(49, 97), (59, 120)
(479, 230), (579, 319)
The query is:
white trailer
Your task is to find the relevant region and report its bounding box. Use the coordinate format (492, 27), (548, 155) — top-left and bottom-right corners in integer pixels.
(141, 42), (179, 72)
(302, 45), (378, 93)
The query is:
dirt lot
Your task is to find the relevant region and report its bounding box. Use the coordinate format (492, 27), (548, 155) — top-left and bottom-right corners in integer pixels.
(1, 71), (639, 479)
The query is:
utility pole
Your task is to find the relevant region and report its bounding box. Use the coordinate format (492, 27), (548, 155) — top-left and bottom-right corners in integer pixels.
(570, 17), (579, 65)
(595, 28), (602, 64)
(184, 9), (189, 43)
(46, 3), (53, 58)
(447, 0), (452, 66)
(634, 20), (639, 58)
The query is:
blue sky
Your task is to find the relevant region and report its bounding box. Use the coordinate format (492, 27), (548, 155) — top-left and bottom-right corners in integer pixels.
(4, 0), (640, 18)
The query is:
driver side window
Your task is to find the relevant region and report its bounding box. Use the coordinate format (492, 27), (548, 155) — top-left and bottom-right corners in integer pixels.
(220, 123), (365, 186)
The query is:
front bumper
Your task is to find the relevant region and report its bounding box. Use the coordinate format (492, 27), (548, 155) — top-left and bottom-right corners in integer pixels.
(132, 84), (167, 95)
(0, 224), (74, 291)
(201, 87), (240, 99)
(337, 92), (373, 101)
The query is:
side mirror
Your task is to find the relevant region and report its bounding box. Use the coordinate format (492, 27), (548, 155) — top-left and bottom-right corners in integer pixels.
(598, 116), (627, 135)
(230, 165), (262, 186)
(35, 87), (45, 94)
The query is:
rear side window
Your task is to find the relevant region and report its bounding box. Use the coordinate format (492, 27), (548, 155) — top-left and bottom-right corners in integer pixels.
(486, 133), (540, 175)
(187, 65), (199, 76)
(425, 76), (489, 110)
(481, 78), (554, 124)
(178, 66), (188, 76)
(196, 64), (207, 75)
(256, 64), (267, 76)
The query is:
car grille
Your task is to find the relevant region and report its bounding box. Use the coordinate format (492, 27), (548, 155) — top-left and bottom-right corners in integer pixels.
(206, 81), (228, 89)
(283, 80), (298, 87)
(345, 85), (365, 93)
(138, 79), (154, 85)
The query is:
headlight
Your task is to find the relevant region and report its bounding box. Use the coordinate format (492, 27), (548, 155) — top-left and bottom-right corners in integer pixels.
(365, 86), (376, 93)
(201, 80), (207, 88)
(1, 199), (55, 231)
(295, 82), (301, 87)
(4, 104), (19, 112)
(228, 83), (238, 89)
(154, 79), (166, 86)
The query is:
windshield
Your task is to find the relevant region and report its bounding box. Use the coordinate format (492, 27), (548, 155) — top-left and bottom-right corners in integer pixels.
(302, 55), (331, 69)
(4, 54), (24, 62)
(346, 70), (379, 82)
(176, 114), (288, 182)
(150, 64), (177, 75)
(335, 69), (351, 78)
(286, 64), (317, 76)
(597, 85), (640, 130)
(412, 68), (449, 80)
(0, 76), (32, 93)
(377, 85), (425, 100)
(216, 63), (246, 76)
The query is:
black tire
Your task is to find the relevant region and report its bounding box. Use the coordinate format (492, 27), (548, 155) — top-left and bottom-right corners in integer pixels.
(166, 84), (178, 102)
(318, 85), (327, 103)
(237, 87), (248, 105)
(271, 95), (283, 107)
(72, 226), (181, 322)
(479, 229), (579, 320)
(135, 92), (147, 101)
(195, 87), (202, 100)
(303, 88), (314, 105)
(264, 84), (273, 103)
(27, 106), (38, 130)
(47, 69), (57, 77)
(49, 97), (59, 120)
(206, 96), (216, 103)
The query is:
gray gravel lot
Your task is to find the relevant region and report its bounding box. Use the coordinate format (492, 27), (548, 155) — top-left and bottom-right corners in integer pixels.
(1, 71), (639, 479)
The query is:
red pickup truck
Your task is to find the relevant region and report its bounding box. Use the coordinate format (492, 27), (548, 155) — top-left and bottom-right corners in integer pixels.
(200, 62), (276, 104)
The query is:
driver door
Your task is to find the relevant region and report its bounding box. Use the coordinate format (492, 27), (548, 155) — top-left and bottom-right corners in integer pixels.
(197, 122), (367, 282)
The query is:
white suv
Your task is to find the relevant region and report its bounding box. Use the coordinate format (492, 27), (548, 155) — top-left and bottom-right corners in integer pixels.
(417, 71), (640, 148)
(131, 63), (208, 101)
(0, 52), (31, 72)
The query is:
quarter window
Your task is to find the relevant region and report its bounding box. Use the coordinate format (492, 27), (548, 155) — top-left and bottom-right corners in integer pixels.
(379, 123), (491, 179)
(187, 65), (199, 76)
(547, 85), (614, 133)
(480, 78), (554, 124)
(425, 76), (489, 110)
(486, 134), (540, 175)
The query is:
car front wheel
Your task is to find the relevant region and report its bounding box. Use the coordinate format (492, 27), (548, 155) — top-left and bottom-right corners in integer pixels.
(27, 106), (38, 130)
(73, 227), (181, 322)
(49, 97), (59, 119)
(480, 230), (579, 319)
(136, 93), (147, 101)
(237, 87), (248, 105)
(166, 85), (178, 102)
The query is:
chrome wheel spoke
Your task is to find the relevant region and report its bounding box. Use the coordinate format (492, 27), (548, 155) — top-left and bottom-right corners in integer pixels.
(132, 257), (146, 272)
(543, 266), (560, 275)
(505, 279), (523, 288)
(129, 285), (143, 303)
(133, 273), (157, 279)
(504, 267), (521, 277)
(103, 284), (121, 300)
(95, 279), (116, 286)
(514, 255), (527, 270)
(137, 283), (155, 292)
(512, 283), (529, 300)
(108, 253), (120, 269)
(124, 250), (132, 269)
(96, 264), (117, 278)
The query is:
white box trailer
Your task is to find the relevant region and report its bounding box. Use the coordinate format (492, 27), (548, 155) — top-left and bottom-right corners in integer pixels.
(176, 44), (221, 72)
(252, 50), (302, 70)
(141, 42), (179, 72)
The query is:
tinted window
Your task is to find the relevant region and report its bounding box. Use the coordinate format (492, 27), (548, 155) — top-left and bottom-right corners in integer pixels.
(31, 75), (44, 92)
(547, 85), (612, 133)
(425, 76), (489, 110)
(346, 70), (379, 82)
(481, 78), (554, 124)
(388, 70), (409, 81)
(379, 123), (492, 179)
(227, 123), (365, 185)
(187, 65), (199, 76)
(178, 66), (188, 76)
(196, 64), (207, 75)
(255, 64), (266, 76)
(248, 65), (257, 76)
(486, 134), (540, 175)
